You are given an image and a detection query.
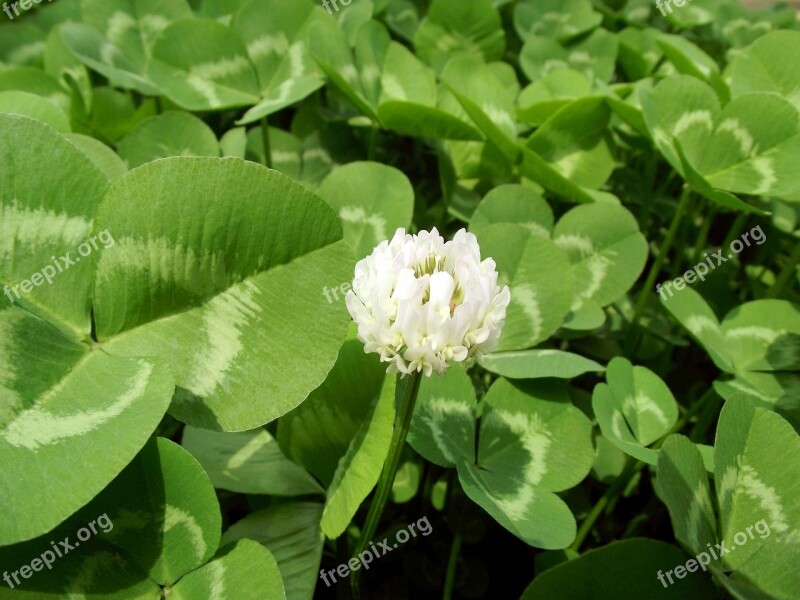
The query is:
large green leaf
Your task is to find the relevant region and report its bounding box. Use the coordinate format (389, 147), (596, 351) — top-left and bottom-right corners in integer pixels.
(469, 184), (554, 241)
(0, 437), (223, 595)
(480, 350), (603, 380)
(479, 223), (574, 351)
(171, 539), (286, 600)
(277, 338), (390, 485)
(593, 357), (678, 465)
(726, 31), (800, 113)
(520, 539), (722, 600)
(0, 115), (174, 546)
(514, 0), (601, 43)
(318, 161), (414, 258)
(94, 157), (352, 431)
(713, 398), (800, 598)
(117, 111), (220, 168)
(181, 426), (324, 496)
(222, 503), (324, 600)
(148, 19), (261, 111)
(656, 397), (800, 599)
(410, 373), (594, 549)
(526, 97), (614, 189)
(87, 437), (222, 585)
(321, 369), (395, 538)
(552, 203), (648, 322)
(377, 41), (482, 140)
(458, 379), (594, 549)
(231, 0), (327, 124)
(642, 75), (800, 204)
(60, 0), (194, 96)
(0, 114), (107, 333)
(413, 0), (505, 74)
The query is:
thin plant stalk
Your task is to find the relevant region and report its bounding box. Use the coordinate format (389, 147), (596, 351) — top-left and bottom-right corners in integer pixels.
(627, 185), (692, 354)
(351, 371), (423, 599)
(442, 533), (463, 600)
(766, 240), (800, 299)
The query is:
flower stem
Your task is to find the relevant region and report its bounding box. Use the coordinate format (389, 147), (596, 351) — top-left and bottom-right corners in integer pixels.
(351, 371), (422, 599)
(442, 533), (462, 600)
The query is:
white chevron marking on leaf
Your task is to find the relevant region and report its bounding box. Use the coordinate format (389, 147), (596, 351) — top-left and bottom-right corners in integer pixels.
(513, 285), (542, 342)
(165, 504), (207, 559)
(105, 11), (136, 45)
(718, 118), (755, 156)
(9, 42), (44, 64)
(685, 315), (720, 337)
(685, 481), (714, 548)
(381, 74), (406, 100)
(190, 56), (251, 81)
(422, 397), (472, 463)
(624, 393), (668, 429)
(188, 75), (221, 107)
(3, 360), (153, 450)
(582, 252), (612, 300)
(751, 157), (776, 195)
(207, 560), (226, 599)
(248, 32), (289, 60)
(0, 204), (91, 257)
(486, 410), (550, 519)
(288, 41), (305, 79)
(726, 326), (783, 343)
(555, 233), (594, 256)
(673, 110), (714, 136)
(96, 236), (231, 295)
(190, 280), (262, 397)
(738, 464), (788, 533)
(718, 463), (739, 510)
(726, 380), (775, 404)
(339, 206), (387, 244)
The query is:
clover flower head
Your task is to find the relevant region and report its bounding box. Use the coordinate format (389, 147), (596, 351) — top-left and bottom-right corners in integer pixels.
(345, 227), (511, 376)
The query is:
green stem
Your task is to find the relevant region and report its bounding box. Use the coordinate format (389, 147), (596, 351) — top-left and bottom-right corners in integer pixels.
(721, 212), (748, 251)
(261, 117), (273, 169)
(442, 534), (463, 600)
(692, 203), (717, 263)
(766, 240), (800, 299)
(351, 371), (423, 599)
(570, 458), (642, 552)
(627, 186), (693, 354)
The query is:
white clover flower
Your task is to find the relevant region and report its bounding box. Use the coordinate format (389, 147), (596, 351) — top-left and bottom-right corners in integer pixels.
(345, 227), (511, 376)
